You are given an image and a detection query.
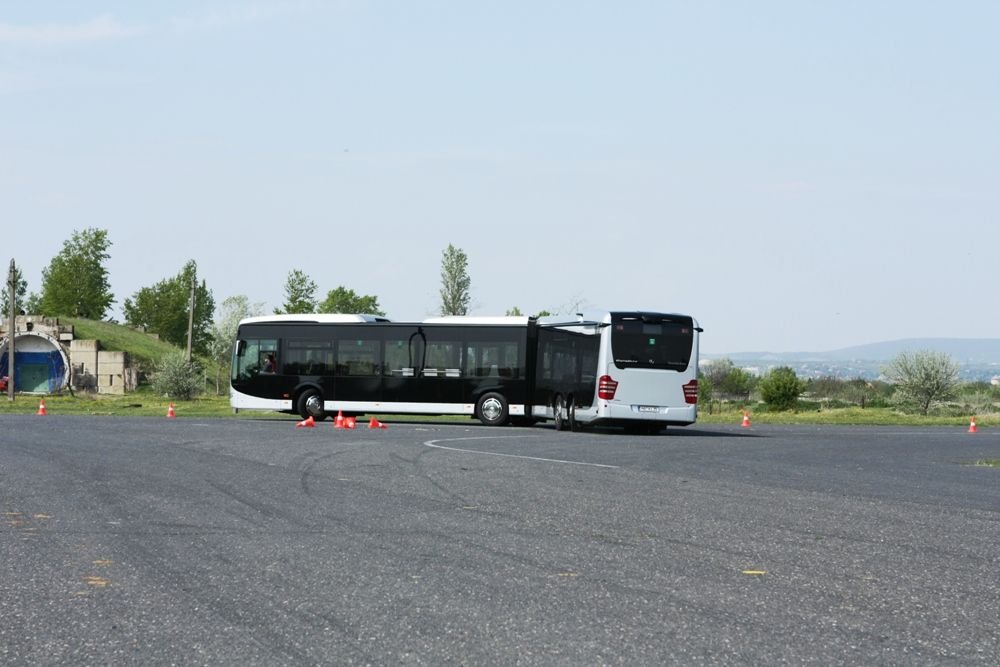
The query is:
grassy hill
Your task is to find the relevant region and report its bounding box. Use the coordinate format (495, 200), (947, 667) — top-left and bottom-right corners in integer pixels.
(62, 317), (225, 387)
(63, 317), (183, 371)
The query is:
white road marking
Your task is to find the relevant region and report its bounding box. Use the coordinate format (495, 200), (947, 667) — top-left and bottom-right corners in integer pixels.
(423, 436), (619, 469)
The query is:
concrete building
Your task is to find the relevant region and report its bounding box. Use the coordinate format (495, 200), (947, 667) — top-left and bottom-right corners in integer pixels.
(0, 316), (137, 395)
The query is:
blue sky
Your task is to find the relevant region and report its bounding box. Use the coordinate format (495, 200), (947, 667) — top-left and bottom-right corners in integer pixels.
(3, 1), (997, 353)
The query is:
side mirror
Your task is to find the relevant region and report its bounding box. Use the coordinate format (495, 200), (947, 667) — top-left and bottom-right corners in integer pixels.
(235, 340), (246, 357)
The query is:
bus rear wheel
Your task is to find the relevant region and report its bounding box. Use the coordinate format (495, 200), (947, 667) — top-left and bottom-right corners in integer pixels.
(553, 395), (566, 431)
(475, 392), (509, 426)
(297, 388), (327, 421)
(568, 397), (580, 432)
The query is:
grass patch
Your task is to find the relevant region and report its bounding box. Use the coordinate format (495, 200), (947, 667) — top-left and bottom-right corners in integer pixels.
(0, 392), (993, 428)
(972, 460), (1000, 468)
(0, 390), (242, 418)
(697, 406), (993, 427)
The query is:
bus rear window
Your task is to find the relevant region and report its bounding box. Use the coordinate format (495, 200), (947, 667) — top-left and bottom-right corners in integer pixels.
(610, 315), (693, 371)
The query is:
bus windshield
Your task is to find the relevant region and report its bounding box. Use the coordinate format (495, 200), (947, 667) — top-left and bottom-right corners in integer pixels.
(610, 314), (694, 371)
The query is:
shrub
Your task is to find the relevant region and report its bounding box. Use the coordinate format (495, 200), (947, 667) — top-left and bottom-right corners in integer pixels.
(151, 352), (203, 400)
(759, 366), (805, 411)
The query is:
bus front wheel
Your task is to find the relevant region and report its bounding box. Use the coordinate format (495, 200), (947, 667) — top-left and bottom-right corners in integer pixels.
(297, 388), (327, 421)
(476, 393), (509, 426)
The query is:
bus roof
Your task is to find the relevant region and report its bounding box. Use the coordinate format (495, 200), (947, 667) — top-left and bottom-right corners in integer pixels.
(239, 314), (390, 325)
(421, 316), (531, 326)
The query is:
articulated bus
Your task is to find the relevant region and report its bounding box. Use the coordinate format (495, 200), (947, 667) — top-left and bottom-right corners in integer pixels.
(230, 311), (701, 433)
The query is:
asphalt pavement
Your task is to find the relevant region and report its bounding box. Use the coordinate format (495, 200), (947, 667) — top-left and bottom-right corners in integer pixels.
(2, 414), (999, 665)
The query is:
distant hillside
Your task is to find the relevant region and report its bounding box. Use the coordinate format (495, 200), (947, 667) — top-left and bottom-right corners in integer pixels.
(713, 338), (1000, 364)
(703, 338), (1000, 381)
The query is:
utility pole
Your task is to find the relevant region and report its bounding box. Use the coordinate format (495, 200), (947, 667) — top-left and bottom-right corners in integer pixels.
(7, 259), (15, 402)
(186, 271), (196, 363)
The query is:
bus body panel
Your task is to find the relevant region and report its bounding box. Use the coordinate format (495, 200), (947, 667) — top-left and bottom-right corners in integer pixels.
(231, 319), (531, 422)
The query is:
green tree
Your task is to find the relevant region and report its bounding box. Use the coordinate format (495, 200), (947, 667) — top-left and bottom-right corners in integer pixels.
(123, 261), (215, 354)
(276, 269), (317, 314)
(882, 350), (960, 415)
(759, 366), (804, 411)
(318, 286), (385, 316)
(702, 358), (755, 401)
(207, 295), (264, 394)
(2, 265), (27, 316)
(697, 373), (714, 404)
(23, 292), (42, 315)
(506, 306), (523, 316)
(439, 244), (471, 316)
(39, 228), (114, 319)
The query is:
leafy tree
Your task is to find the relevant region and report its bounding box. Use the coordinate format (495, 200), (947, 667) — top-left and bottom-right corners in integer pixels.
(151, 351), (202, 400)
(23, 292), (42, 315)
(882, 350), (960, 415)
(439, 244), (470, 316)
(702, 358), (755, 401)
(759, 366), (804, 411)
(276, 269), (317, 314)
(506, 307), (557, 318)
(207, 295), (264, 394)
(39, 228), (114, 319)
(697, 373), (714, 404)
(2, 265), (27, 316)
(123, 261), (215, 354)
(318, 286), (385, 316)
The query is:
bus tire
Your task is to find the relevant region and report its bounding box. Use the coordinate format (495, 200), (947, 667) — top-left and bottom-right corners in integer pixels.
(553, 395), (566, 431)
(297, 388), (327, 421)
(476, 392), (509, 426)
(568, 397), (580, 432)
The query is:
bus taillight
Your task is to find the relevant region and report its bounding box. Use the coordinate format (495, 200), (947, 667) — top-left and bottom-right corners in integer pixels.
(598, 375), (619, 400)
(683, 379), (698, 404)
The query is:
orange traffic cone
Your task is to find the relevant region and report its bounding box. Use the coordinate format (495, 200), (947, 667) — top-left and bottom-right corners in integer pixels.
(333, 411), (345, 429)
(968, 417), (978, 434)
(368, 416), (387, 429)
(37, 399), (47, 416)
(741, 410), (751, 428)
(344, 416), (357, 429)
(167, 403), (177, 419)
(296, 415), (316, 428)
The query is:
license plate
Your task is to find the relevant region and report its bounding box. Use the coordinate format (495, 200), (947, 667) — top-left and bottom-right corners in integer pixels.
(638, 406), (659, 413)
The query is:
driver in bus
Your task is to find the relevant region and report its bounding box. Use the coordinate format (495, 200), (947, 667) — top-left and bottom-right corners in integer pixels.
(263, 353), (277, 373)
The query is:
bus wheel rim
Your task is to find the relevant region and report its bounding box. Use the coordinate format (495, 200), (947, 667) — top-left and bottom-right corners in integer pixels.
(482, 397), (502, 421)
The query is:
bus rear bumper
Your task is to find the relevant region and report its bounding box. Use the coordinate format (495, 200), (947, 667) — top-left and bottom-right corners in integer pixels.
(582, 402), (697, 427)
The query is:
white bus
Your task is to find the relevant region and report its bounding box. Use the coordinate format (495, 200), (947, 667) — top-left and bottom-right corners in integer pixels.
(230, 310), (701, 433)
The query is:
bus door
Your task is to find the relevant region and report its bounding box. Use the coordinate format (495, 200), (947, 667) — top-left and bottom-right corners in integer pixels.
(382, 328), (426, 404)
(418, 329), (465, 406)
